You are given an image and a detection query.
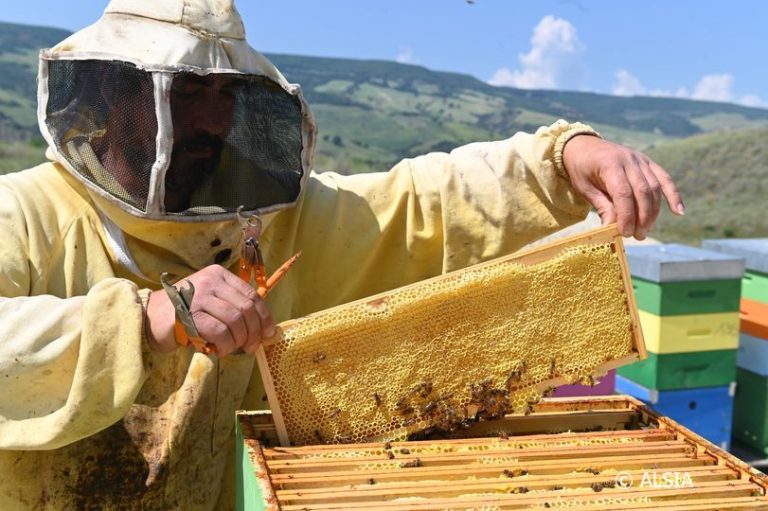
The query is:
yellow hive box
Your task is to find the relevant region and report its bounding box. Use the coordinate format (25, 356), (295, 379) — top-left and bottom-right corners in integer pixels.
(638, 310), (740, 354)
(255, 225), (645, 446)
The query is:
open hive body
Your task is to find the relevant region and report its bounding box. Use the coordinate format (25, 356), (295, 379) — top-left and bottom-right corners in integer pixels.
(237, 397), (768, 510)
(257, 226), (645, 446)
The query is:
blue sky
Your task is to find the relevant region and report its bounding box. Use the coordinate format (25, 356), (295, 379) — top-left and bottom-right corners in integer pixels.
(4, 1), (767, 108)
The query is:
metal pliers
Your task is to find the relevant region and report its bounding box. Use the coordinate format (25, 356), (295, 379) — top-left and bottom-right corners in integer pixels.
(160, 272), (216, 354)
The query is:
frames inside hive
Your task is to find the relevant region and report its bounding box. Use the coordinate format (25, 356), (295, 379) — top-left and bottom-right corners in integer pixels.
(257, 225), (645, 446)
(238, 397), (768, 511)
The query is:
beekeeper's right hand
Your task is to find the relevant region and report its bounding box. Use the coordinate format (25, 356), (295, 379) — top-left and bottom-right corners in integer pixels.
(144, 264), (275, 356)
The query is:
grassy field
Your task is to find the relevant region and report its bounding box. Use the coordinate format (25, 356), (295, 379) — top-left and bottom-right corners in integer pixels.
(0, 139), (45, 174)
(647, 127), (768, 243)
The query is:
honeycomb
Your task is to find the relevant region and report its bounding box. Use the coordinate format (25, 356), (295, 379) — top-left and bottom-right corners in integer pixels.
(262, 230), (639, 446)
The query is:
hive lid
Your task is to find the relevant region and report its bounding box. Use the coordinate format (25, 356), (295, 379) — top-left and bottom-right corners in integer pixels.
(703, 239), (768, 274)
(626, 243), (745, 282)
(254, 225), (645, 447)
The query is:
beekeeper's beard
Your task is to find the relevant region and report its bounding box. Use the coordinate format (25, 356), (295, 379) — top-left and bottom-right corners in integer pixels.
(164, 131), (226, 212)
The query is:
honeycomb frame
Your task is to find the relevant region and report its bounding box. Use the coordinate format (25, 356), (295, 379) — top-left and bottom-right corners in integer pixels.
(256, 225), (646, 446)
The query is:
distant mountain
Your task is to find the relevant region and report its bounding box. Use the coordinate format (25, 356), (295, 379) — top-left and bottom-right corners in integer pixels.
(0, 21), (765, 244)
(266, 54), (768, 173)
(0, 22), (70, 141)
(2, 21), (768, 166)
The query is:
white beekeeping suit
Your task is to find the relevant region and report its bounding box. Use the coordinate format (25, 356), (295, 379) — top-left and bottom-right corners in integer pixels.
(0, 0), (594, 509)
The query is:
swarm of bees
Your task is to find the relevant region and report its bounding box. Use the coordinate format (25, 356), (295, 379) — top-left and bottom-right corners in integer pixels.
(327, 359), (571, 443)
(389, 360), (546, 440)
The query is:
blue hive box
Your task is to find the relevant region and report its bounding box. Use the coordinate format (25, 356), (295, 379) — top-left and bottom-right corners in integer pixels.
(616, 375), (735, 450)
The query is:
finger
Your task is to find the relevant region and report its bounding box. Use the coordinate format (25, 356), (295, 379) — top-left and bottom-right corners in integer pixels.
(192, 310), (237, 356)
(599, 165), (636, 237)
(211, 281), (264, 349)
(203, 295), (252, 352)
(640, 161), (663, 227)
(624, 163), (654, 239)
(579, 183), (617, 226)
(244, 300), (276, 354)
(649, 161), (685, 215)
(216, 265), (263, 302)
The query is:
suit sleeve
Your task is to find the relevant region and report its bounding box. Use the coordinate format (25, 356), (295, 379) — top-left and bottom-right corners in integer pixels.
(267, 120), (594, 312)
(0, 183), (150, 450)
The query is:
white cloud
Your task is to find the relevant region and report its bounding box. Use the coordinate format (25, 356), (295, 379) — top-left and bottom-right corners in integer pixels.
(489, 15), (585, 89)
(612, 69), (645, 96)
(611, 70), (765, 107)
(395, 47), (416, 64)
(740, 94), (764, 107)
(692, 73), (734, 102)
(612, 70), (688, 98)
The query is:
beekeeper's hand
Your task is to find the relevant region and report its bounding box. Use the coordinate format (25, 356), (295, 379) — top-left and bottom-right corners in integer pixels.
(562, 135), (684, 240)
(145, 265), (275, 356)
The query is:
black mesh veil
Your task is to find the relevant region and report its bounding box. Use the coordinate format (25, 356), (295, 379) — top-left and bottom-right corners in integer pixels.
(45, 60), (157, 211)
(42, 59), (306, 218)
(169, 72), (304, 215)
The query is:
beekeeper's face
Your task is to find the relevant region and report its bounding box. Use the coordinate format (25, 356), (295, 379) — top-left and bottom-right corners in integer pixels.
(165, 74), (244, 211)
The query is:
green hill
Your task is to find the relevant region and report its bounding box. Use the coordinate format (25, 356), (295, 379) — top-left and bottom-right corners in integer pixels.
(646, 127), (768, 243)
(0, 20), (765, 244)
(266, 53), (768, 173)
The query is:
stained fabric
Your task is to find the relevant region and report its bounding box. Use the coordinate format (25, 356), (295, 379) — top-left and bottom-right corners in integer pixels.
(0, 119), (591, 509)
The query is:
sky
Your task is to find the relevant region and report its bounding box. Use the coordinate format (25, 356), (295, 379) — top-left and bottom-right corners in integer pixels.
(3, 0), (767, 108)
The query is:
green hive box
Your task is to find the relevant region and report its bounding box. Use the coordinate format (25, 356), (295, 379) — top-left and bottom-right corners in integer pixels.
(733, 367), (768, 454)
(237, 415), (269, 511)
(743, 270), (768, 304)
(618, 350), (737, 390)
(631, 277), (741, 316)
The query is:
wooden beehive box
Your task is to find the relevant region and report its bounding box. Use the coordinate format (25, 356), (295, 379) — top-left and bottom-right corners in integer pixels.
(237, 396), (768, 510)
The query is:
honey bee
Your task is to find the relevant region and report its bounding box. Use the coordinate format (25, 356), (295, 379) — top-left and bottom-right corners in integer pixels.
(335, 435), (352, 443)
(386, 451), (395, 460)
(374, 392), (382, 407)
(498, 431), (509, 440)
(422, 401), (438, 415)
(314, 430), (325, 443)
(502, 468), (526, 478)
(399, 448), (411, 454)
(368, 478), (376, 485)
(383, 441), (392, 450)
(399, 458), (422, 468)
(413, 381), (433, 398)
(312, 352), (326, 363)
(549, 358), (557, 378)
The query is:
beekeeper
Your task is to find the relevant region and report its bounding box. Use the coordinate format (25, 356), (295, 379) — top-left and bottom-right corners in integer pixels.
(0, 0), (683, 509)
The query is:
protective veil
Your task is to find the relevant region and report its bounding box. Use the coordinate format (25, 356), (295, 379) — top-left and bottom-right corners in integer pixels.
(38, 0), (316, 221)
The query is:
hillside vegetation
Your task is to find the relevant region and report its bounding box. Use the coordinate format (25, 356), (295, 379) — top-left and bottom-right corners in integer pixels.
(647, 128), (768, 243)
(0, 21), (764, 243)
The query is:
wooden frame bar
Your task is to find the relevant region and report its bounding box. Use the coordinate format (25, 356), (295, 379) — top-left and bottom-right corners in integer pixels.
(237, 396), (768, 511)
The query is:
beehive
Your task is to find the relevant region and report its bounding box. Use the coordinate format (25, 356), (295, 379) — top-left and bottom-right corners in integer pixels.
(256, 226), (644, 446)
(237, 396), (768, 510)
